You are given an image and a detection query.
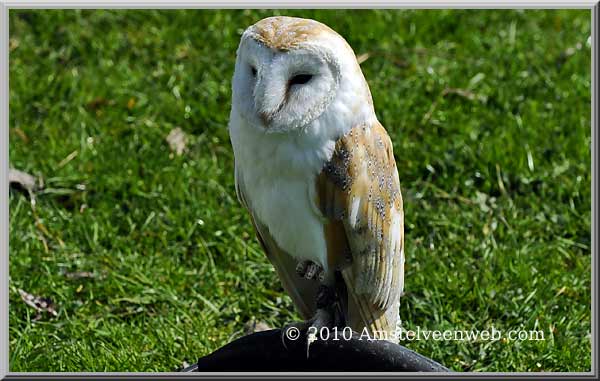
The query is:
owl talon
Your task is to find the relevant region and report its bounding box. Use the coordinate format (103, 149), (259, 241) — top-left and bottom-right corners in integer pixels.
(305, 263), (319, 279)
(305, 306), (334, 358)
(306, 329), (317, 358)
(295, 261), (309, 277)
(317, 270), (325, 282)
(296, 260), (324, 281)
(281, 285), (342, 358)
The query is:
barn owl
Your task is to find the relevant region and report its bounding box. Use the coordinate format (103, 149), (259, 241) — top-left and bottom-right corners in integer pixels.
(229, 16), (405, 345)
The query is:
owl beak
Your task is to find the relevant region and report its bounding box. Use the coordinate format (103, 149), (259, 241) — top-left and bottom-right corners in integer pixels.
(254, 78), (274, 127)
(253, 76), (270, 127)
(253, 64), (284, 129)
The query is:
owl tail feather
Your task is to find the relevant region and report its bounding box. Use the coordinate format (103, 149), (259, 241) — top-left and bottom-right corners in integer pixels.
(341, 267), (400, 344)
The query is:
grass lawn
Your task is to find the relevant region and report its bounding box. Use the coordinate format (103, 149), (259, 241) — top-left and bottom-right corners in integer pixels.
(8, 9), (592, 372)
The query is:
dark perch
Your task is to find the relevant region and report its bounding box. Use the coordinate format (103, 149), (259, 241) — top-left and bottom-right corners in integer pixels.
(181, 328), (450, 372)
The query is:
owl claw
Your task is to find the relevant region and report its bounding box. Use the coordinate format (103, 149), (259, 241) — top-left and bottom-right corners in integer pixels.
(306, 307), (334, 358)
(280, 308), (333, 359)
(296, 260), (324, 281)
(295, 261), (309, 276)
(305, 263), (319, 279)
(280, 285), (342, 359)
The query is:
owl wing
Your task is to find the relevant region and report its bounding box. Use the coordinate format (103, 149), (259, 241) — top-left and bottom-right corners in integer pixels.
(235, 167), (319, 319)
(316, 120), (405, 337)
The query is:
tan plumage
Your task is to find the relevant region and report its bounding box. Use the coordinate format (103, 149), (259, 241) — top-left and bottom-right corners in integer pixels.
(316, 121), (404, 337)
(229, 16), (404, 342)
(248, 17), (335, 51)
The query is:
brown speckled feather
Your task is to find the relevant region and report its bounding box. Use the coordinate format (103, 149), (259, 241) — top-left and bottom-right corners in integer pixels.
(316, 121), (405, 339)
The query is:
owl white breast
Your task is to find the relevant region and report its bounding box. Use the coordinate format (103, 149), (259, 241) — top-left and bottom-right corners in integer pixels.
(228, 16), (376, 276)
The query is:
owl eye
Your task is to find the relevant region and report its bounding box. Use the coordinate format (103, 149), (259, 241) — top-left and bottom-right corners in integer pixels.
(250, 66), (257, 77)
(289, 74), (313, 86)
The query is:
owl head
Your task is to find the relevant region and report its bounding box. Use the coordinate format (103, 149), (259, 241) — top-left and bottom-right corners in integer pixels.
(231, 16), (373, 133)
